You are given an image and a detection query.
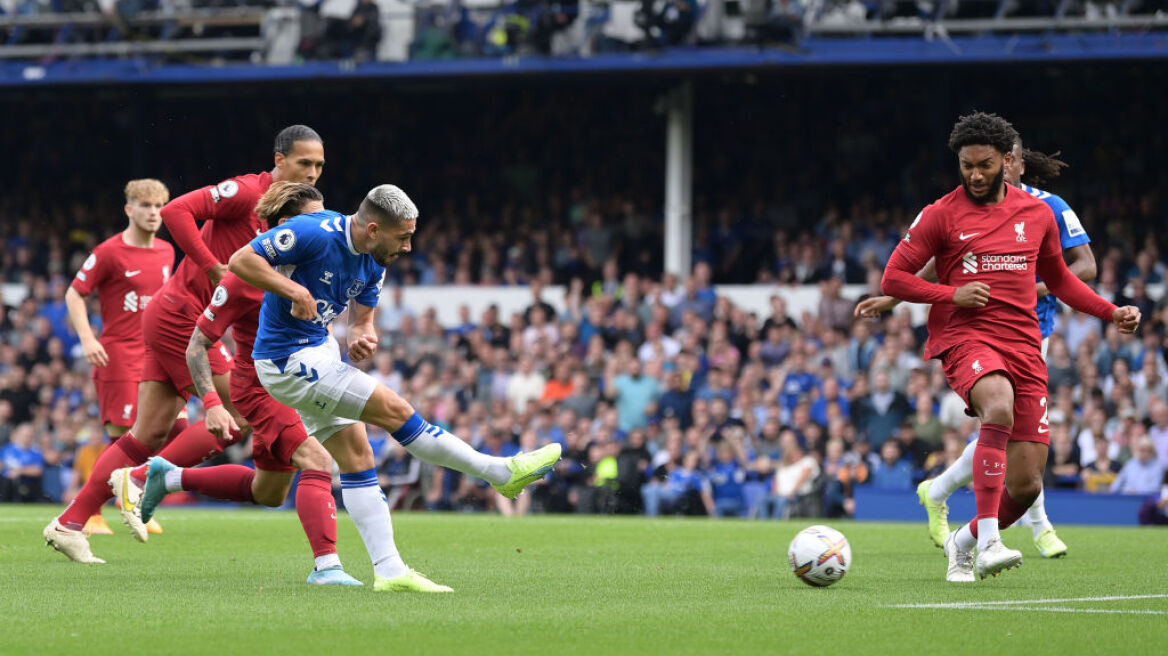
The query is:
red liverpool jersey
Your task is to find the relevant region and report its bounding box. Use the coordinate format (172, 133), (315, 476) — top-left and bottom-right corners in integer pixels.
(70, 233), (175, 381)
(158, 171), (273, 316)
(194, 273), (262, 373)
(885, 184), (1065, 359)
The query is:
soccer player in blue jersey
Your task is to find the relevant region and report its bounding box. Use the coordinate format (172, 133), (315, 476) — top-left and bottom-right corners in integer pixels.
(222, 184), (561, 592)
(857, 139), (1096, 559)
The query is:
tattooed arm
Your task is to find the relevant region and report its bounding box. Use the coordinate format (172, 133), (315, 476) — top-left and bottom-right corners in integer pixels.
(186, 327), (241, 439)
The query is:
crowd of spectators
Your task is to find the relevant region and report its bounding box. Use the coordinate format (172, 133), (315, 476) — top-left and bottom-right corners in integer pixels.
(1, 68), (1165, 525)
(2, 220), (1166, 523)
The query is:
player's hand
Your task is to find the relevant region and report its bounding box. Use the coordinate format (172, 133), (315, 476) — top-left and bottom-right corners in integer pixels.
(290, 288), (317, 321)
(1112, 305), (1141, 334)
(80, 337), (109, 368)
(348, 333), (377, 362)
(854, 295), (900, 318)
(205, 405), (240, 440)
(207, 262), (229, 286)
(953, 282), (991, 308)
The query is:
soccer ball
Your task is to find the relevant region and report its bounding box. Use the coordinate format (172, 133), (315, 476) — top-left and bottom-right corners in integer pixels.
(788, 525), (851, 587)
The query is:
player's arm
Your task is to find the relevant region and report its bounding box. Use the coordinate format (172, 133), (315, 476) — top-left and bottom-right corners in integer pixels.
(228, 245), (316, 320)
(1036, 243), (1096, 298)
(881, 210), (989, 308)
(1034, 223), (1137, 333)
(64, 286), (107, 367)
(855, 258), (938, 318)
(185, 326), (241, 439)
(347, 302), (378, 362)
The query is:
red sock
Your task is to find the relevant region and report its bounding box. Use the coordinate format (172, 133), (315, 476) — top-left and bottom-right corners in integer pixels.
(180, 465), (255, 502)
(296, 470), (339, 558)
(59, 433), (152, 530)
(969, 423), (1011, 538)
(165, 416), (190, 445)
(131, 420), (235, 485)
(996, 487), (1030, 530)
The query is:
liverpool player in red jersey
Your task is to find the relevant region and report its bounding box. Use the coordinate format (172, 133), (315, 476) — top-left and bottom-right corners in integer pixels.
(63, 179), (175, 536)
(126, 182), (360, 585)
(44, 126), (325, 563)
(881, 112), (1139, 581)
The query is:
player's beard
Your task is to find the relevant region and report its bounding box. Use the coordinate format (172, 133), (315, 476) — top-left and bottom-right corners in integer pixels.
(962, 166), (1005, 205)
(372, 247), (407, 267)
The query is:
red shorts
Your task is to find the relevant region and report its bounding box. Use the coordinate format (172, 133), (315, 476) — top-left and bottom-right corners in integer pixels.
(231, 367), (308, 473)
(141, 294), (231, 399)
(94, 378), (138, 428)
(940, 341), (1051, 445)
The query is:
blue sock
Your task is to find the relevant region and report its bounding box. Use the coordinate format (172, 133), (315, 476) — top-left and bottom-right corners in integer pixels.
(391, 413), (428, 446)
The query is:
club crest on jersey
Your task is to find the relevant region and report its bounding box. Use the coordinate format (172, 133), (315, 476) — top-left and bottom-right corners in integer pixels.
(972, 360), (984, 374)
(211, 286), (229, 307)
(346, 279), (366, 299)
(274, 229), (297, 252)
(1015, 221), (1027, 242)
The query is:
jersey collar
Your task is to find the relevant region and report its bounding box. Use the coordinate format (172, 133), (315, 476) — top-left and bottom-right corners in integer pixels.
(343, 214), (360, 256)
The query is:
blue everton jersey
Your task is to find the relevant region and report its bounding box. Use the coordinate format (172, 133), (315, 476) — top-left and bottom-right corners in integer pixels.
(1022, 184), (1091, 338)
(250, 211), (384, 360)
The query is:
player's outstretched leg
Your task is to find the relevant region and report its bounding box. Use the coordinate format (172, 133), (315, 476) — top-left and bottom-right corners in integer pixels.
(387, 409), (561, 499)
(1026, 490), (1067, 558)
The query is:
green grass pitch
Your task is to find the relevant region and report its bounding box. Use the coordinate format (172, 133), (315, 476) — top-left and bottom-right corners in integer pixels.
(3, 505), (1166, 655)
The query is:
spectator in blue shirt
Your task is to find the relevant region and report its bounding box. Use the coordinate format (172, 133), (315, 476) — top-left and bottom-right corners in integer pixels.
(810, 376), (850, 427)
(656, 370), (694, 429)
(2, 423), (45, 502)
(1111, 438), (1165, 495)
(605, 358), (660, 432)
(708, 440), (748, 517)
(869, 440), (915, 491)
(779, 352), (819, 412)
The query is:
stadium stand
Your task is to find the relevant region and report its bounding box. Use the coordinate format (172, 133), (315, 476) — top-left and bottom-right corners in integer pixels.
(0, 66), (1164, 524)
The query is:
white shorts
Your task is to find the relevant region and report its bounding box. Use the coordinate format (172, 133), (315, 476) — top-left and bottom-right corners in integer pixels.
(255, 337), (378, 441)
(1041, 336), (1050, 362)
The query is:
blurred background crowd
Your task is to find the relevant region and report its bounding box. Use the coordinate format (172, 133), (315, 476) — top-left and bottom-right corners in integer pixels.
(0, 65), (1165, 524)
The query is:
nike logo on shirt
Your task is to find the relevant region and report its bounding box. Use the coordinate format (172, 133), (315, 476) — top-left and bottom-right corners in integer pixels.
(958, 233), (979, 241)
(125, 270), (142, 277)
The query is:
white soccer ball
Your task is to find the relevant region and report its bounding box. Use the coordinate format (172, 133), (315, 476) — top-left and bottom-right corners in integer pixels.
(788, 525), (851, 587)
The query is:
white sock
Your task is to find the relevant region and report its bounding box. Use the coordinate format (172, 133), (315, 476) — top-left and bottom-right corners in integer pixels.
(314, 553), (341, 571)
(1026, 489), (1053, 537)
(929, 438), (977, 504)
(165, 468), (185, 493)
(976, 517), (1000, 552)
(340, 470), (408, 579)
(955, 523), (976, 552)
(397, 416), (511, 485)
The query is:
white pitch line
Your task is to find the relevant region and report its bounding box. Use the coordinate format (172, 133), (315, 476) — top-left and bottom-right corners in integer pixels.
(892, 594), (1168, 608)
(892, 603), (1167, 615)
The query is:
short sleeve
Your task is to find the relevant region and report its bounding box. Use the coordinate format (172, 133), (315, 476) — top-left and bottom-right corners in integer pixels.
(70, 247), (106, 296)
(1047, 194), (1091, 249)
(196, 277), (249, 343)
(250, 216), (327, 266)
(355, 269), (385, 308)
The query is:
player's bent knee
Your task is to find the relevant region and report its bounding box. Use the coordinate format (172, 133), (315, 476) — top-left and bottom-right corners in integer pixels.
(360, 385), (415, 432)
(291, 440), (332, 473)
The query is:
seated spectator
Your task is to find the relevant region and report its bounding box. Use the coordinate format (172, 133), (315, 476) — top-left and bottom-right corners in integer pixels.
(852, 370), (910, 449)
(641, 450), (713, 517)
(540, 360), (576, 406)
(763, 430), (819, 519)
(869, 440), (914, 491)
(1046, 414), (1082, 489)
(2, 422), (44, 502)
(1111, 438), (1165, 495)
(1081, 436), (1121, 493)
(708, 439), (749, 517)
(821, 437), (867, 518)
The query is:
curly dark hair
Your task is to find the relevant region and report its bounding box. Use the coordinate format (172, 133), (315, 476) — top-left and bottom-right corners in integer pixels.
(1021, 148), (1069, 186)
(947, 112), (1019, 155)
